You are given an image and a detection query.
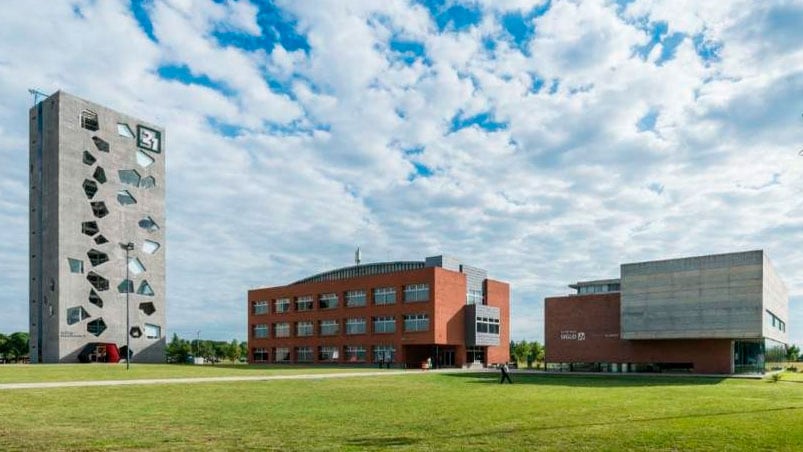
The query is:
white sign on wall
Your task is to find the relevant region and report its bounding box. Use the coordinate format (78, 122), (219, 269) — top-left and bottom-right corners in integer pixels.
(560, 330), (586, 341)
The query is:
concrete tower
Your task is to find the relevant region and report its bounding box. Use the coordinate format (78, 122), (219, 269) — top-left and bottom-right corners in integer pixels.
(29, 91), (166, 363)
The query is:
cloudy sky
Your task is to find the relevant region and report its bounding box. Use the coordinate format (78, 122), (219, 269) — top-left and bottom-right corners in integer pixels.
(1, 0), (801, 345)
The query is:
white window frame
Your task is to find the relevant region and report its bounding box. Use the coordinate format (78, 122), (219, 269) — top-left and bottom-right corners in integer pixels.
(404, 284), (429, 303)
(345, 318), (366, 335)
(373, 287), (396, 305)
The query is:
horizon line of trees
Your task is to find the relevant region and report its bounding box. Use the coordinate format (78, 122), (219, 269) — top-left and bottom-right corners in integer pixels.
(166, 334), (248, 364)
(509, 339), (545, 368)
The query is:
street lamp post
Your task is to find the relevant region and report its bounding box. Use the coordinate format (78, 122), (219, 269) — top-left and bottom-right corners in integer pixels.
(120, 242), (134, 370)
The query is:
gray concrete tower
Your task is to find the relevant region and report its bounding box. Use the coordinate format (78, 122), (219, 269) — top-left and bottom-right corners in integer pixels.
(29, 91), (166, 363)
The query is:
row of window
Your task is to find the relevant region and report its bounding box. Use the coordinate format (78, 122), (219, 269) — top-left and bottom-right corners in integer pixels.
(253, 345), (397, 363)
(476, 317), (501, 334)
(252, 314), (430, 339)
(766, 310), (786, 333)
(252, 284), (430, 315)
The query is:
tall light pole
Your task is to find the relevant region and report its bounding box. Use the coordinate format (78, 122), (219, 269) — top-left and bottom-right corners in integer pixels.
(120, 242), (134, 370)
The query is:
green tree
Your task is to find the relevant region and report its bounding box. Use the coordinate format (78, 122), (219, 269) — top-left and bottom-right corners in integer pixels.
(226, 339), (241, 363)
(511, 340), (531, 366)
(0, 333), (8, 361)
(787, 345), (800, 362)
(7, 332), (29, 362)
(239, 341), (248, 361)
(530, 341), (545, 369)
(166, 333), (191, 364)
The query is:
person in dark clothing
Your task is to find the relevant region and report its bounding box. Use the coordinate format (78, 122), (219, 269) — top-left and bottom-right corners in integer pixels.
(500, 362), (513, 384)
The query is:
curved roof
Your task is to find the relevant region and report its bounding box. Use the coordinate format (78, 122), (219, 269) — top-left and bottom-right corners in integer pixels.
(291, 261), (425, 285)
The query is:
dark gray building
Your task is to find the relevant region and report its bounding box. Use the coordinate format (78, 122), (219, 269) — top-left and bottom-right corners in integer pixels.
(29, 91), (166, 363)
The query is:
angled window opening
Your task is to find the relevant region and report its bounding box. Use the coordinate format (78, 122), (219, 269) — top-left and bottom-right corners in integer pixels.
(117, 123), (134, 138)
(128, 257), (145, 275)
(118, 169), (141, 187)
(80, 110), (99, 131)
(87, 271), (109, 291)
(130, 327), (142, 338)
(82, 221), (99, 236)
(136, 150), (155, 168)
(139, 302), (156, 316)
(117, 279), (134, 293)
(67, 306), (91, 325)
(117, 190), (137, 206)
(139, 176), (156, 189)
(137, 280), (155, 296)
(87, 318), (107, 336)
(90, 201), (109, 218)
(138, 216), (159, 232)
(83, 151), (96, 166)
(92, 136), (109, 153)
(68, 258), (84, 274)
(89, 289), (103, 308)
(82, 179), (98, 199)
(142, 240), (160, 254)
(87, 249), (109, 267)
(94, 234), (109, 245)
(93, 166), (107, 184)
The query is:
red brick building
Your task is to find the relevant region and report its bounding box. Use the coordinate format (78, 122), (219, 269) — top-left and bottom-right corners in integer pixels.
(247, 255), (509, 368)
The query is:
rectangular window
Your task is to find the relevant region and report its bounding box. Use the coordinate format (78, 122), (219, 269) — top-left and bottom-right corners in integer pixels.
(403, 314), (429, 332)
(296, 296), (314, 311)
(80, 110), (99, 131)
(319, 346), (338, 361)
(476, 317), (500, 334)
(373, 316), (396, 334)
(373, 287), (396, 305)
(253, 323), (268, 338)
(274, 322), (290, 338)
(253, 348), (269, 362)
(275, 298), (290, 313)
(373, 345), (395, 363)
(319, 319), (339, 336)
(144, 323), (161, 339)
(296, 346), (313, 362)
(274, 347), (290, 363)
(467, 289), (483, 305)
(346, 290), (367, 307)
(766, 310), (786, 333)
(296, 321), (313, 337)
(319, 293), (338, 309)
(252, 300), (268, 315)
(345, 346), (367, 362)
(404, 284), (429, 303)
(345, 318), (366, 335)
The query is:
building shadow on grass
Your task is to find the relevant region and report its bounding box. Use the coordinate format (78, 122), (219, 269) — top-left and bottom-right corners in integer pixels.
(442, 372), (727, 387)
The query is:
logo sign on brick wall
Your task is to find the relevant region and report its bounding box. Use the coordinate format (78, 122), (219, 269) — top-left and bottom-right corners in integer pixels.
(560, 330), (586, 341)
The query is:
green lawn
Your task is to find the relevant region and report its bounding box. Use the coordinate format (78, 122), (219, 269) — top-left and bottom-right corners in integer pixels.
(0, 363), (388, 383)
(1, 370), (802, 450)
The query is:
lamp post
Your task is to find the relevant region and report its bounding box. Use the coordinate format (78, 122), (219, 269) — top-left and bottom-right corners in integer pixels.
(120, 242), (134, 370)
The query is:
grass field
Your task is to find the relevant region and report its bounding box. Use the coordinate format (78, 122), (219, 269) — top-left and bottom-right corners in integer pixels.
(1, 367), (802, 450)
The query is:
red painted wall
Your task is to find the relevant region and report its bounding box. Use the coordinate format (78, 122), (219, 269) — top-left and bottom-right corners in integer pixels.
(545, 293), (732, 374)
(486, 279), (511, 364)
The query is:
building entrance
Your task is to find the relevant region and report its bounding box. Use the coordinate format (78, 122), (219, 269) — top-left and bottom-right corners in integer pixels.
(466, 346), (485, 365)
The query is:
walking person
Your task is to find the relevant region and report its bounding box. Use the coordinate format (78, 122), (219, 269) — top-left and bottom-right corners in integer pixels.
(500, 362), (513, 384)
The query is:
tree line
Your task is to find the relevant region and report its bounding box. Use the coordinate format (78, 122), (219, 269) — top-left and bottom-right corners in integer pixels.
(0, 332), (30, 363)
(509, 339), (545, 368)
(166, 333), (248, 364)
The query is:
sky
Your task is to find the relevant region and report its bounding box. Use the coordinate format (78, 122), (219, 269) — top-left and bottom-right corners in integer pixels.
(0, 0), (802, 346)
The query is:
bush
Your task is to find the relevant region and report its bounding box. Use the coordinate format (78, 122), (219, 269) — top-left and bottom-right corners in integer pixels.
(770, 373), (782, 383)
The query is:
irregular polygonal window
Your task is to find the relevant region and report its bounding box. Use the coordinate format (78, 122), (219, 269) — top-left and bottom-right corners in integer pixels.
(93, 167), (107, 183)
(136, 150), (155, 168)
(87, 272), (109, 291)
(87, 318), (107, 336)
(68, 258), (84, 274)
(89, 289), (103, 308)
(91, 201), (109, 218)
(81, 110), (99, 131)
(83, 151), (96, 165)
(117, 123), (134, 138)
(82, 221), (99, 236)
(119, 169), (141, 187)
(118, 279), (134, 293)
(137, 280), (155, 296)
(139, 176), (156, 189)
(139, 302), (156, 315)
(67, 306), (91, 325)
(87, 249), (109, 267)
(82, 179), (98, 199)
(137, 125), (161, 153)
(138, 216), (159, 232)
(94, 235), (108, 245)
(142, 240), (160, 254)
(144, 323), (161, 339)
(92, 136), (109, 153)
(117, 190), (137, 206)
(130, 327), (142, 338)
(128, 257), (145, 275)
